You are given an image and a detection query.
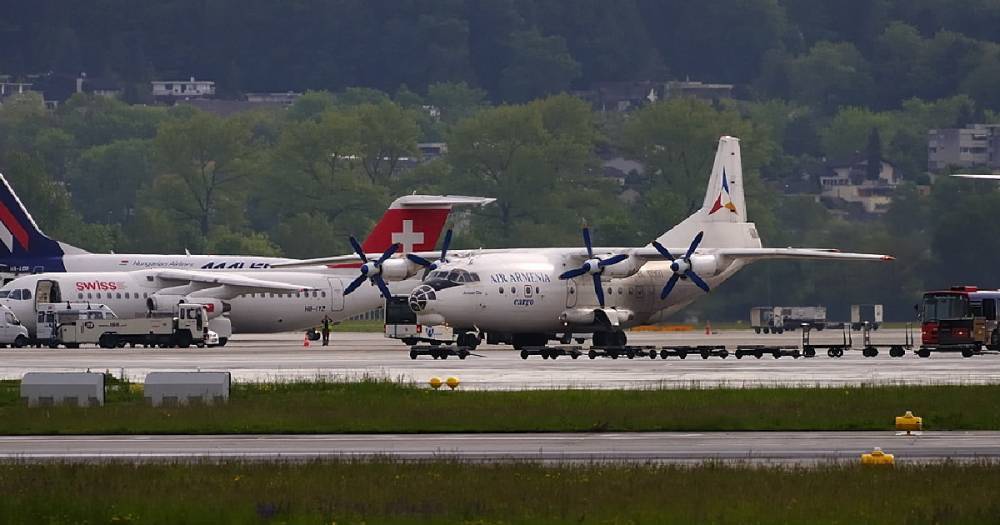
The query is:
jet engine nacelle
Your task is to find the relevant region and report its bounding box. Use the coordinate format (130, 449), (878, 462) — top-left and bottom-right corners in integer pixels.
(147, 294), (229, 319)
(689, 254), (723, 277)
(598, 257), (643, 279)
(379, 258), (422, 281)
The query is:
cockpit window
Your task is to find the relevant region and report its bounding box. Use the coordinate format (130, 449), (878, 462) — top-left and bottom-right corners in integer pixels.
(425, 268), (480, 285)
(9, 289), (21, 300)
(21, 289), (30, 300)
(0, 290), (9, 299)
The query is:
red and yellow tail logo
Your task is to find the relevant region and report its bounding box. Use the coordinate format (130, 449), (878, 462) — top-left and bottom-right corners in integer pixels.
(709, 168), (737, 215)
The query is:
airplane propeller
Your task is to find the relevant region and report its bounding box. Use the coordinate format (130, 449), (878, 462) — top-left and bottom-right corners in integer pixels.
(558, 227), (629, 307)
(651, 231), (710, 300)
(406, 228), (452, 277)
(343, 236), (398, 299)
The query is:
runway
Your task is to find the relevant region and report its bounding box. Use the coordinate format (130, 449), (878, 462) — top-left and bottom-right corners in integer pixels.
(1, 431), (998, 463)
(2, 329), (999, 389)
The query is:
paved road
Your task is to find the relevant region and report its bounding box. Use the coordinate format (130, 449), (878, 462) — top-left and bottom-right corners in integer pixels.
(1, 431), (996, 463)
(2, 330), (998, 389)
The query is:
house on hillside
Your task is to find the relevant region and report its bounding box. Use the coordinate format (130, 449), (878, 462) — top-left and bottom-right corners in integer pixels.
(818, 157), (900, 215)
(151, 77), (215, 100)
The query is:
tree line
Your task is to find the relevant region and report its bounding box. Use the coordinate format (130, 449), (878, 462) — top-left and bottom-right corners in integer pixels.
(7, 1), (1000, 113)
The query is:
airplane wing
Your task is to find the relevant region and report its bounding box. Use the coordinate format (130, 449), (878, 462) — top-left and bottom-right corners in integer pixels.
(618, 246), (893, 263)
(271, 245), (893, 269)
(153, 269), (314, 299)
(952, 174), (1000, 180)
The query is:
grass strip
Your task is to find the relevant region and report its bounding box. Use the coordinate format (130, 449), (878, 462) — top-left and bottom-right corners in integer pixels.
(1, 380), (999, 434)
(2, 460), (999, 524)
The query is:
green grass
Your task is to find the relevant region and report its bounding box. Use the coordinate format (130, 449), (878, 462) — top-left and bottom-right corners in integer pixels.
(2, 380), (1000, 434)
(330, 319), (385, 332)
(1, 460), (999, 523)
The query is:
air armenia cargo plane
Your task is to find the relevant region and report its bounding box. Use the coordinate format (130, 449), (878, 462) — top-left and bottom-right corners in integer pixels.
(278, 136), (894, 349)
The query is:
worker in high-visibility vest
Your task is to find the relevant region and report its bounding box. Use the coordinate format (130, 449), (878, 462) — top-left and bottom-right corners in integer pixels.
(321, 315), (332, 346)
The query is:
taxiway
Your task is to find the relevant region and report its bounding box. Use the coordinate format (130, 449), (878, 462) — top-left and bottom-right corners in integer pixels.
(1, 431), (997, 463)
(2, 329), (998, 389)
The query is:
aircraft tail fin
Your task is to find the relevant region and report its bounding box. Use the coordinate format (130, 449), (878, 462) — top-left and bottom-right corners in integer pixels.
(0, 173), (85, 268)
(359, 195), (496, 254)
(652, 136), (760, 249)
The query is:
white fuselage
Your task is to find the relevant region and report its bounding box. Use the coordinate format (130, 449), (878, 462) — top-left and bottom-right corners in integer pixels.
(409, 250), (746, 335)
(0, 269), (409, 335)
(62, 253), (292, 273)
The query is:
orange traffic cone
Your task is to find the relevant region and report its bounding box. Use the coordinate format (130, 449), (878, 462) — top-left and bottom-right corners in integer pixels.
(303, 334), (310, 348)
(705, 321), (712, 335)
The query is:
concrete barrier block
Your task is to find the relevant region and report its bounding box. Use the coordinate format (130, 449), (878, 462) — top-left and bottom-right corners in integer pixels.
(143, 372), (231, 406)
(20, 372), (105, 407)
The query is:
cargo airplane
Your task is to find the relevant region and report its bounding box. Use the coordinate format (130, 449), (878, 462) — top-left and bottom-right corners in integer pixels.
(278, 136), (894, 349)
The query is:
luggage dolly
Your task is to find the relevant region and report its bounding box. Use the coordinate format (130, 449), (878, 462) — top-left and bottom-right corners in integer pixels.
(658, 345), (728, 360)
(860, 322), (913, 358)
(409, 345), (478, 360)
(587, 345), (658, 360)
(734, 345), (802, 359)
(801, 324), (852, 358)
(519, 346), (584, 360)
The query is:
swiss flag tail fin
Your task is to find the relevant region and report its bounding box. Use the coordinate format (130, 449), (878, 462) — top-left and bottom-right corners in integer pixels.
(360, 195), (495, 254)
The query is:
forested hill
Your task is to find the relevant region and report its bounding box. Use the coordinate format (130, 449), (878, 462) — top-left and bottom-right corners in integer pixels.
(6, 0), (1000, 110)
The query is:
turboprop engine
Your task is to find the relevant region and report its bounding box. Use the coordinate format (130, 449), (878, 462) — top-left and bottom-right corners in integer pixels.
(378, 257), (423, 281)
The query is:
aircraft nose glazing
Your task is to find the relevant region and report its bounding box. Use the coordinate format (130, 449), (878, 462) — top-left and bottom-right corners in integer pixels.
(408, 285), (436, 313)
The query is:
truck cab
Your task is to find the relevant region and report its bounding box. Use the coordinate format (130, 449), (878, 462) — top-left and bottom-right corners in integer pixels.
(0, 304), (28, 348)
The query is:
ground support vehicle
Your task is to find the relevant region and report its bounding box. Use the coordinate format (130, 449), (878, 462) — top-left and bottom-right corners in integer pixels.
(659, 345), (728, 359)
(408, 344), (476, 360)
(384, 295), (461, 346)
(860, 322), (912, 358)
(587, 345), (657, 360)
(918, 286), (1000, 358)
(734, 345), (802, 359)
(34, 303), (117, 347)
(58, 304), (209, 349)
(751, 306), (827, 334)
(0, 305), (28, 348)
(851, 304), (884, 331)
(801, 324), (852, 358)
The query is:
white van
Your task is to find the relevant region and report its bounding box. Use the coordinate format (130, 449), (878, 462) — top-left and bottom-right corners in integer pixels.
(0, 304), (29, 347)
